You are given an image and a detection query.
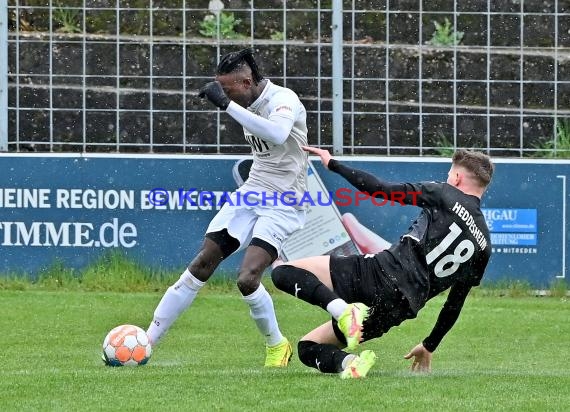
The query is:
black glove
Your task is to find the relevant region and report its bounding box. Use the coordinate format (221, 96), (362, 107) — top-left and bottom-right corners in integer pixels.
(198, 81), (231, 110)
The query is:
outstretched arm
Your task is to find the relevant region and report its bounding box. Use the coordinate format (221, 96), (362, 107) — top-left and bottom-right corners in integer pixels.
(303, 145), (394, 192)
(404, 283), (471, 372)
(302, 145), (415, 199)
(422, 283), (471, 352)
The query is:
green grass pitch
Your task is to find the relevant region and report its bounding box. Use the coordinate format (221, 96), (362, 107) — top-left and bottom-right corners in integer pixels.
(1, 287), (568, 411)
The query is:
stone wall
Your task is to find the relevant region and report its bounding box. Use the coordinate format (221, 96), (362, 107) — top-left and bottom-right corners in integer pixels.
(6, 1), (570, 155)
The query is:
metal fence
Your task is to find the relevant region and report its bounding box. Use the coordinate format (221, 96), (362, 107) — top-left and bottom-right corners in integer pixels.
(2, 0), (570, 156)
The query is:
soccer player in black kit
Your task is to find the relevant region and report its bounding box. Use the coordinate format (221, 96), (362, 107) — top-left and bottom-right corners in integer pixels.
(271, 145), (494, 379)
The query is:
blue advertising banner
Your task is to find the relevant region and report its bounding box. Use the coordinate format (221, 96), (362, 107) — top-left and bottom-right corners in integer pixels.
(483, 209), (537, 233)
(315, 158), (568, 287)
(0, 153), (568, 288)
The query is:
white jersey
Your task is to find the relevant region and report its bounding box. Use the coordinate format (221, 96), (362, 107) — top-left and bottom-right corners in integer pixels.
(239, 80), (308, 203)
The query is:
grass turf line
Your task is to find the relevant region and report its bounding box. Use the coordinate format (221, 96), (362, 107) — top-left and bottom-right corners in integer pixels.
(0, 288), (568, 412)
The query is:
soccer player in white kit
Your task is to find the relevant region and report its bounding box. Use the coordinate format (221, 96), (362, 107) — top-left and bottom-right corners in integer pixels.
(145, 48), (308, 367)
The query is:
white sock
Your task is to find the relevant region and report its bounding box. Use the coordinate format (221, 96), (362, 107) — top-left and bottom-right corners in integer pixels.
(146, 269), (205, 345)
(341, 354), (357, 370)
(242, 283), (284, 346)
(327, 298), (348, 320)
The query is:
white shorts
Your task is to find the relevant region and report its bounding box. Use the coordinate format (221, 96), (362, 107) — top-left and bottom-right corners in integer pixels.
(206, 191), (306, 255)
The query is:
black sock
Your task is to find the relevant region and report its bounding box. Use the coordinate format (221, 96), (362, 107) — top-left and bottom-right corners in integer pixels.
(298, 340), (348, 373)
(271, 265), (340, 310)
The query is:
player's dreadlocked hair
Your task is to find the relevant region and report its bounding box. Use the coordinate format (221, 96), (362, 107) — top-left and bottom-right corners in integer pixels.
(216, 48), (264, 85)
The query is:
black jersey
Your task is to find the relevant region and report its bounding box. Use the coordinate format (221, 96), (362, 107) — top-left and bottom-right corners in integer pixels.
(329, 159), (491, 351)
(376, 181), (490, 313)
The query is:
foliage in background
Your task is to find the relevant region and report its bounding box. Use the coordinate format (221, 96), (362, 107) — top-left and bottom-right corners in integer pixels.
(427, 17), (464, 46)
(433, 133), (456, 157)
(270, 30), (285, 41)
(0, 252), (179, 293)
(0, 254), (567, 297)
(532, 118), (570, 158)
(199, 12), (246, 39)
(549, 278), (569, 298)
(53, 7), (82, 33)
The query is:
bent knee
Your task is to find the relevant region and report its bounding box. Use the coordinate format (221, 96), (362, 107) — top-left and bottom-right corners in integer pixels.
(271, 265), (291, 290)
(236, 269), (263, 294)
(297, 340), (317, 367)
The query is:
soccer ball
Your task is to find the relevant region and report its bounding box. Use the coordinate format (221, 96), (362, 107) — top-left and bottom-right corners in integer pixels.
(102, 324), (152, 366)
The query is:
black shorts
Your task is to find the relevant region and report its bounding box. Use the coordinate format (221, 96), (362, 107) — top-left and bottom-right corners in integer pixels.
(329, 254), (416, 343)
